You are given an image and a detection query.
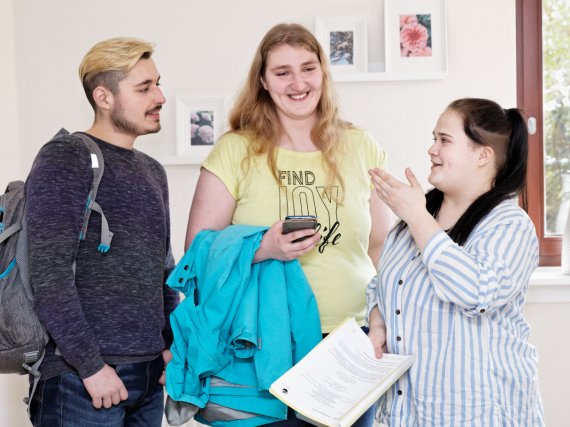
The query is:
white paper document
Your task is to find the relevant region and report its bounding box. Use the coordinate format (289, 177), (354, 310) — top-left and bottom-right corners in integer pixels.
(270, 317), (414, 427)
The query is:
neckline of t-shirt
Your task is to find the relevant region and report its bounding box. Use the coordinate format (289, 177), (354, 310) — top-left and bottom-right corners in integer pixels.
(277, 145), (322, 157)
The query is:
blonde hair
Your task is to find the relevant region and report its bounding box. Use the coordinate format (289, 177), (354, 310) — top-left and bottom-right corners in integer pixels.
(78, 37), (154, 109)
(228, 23), (351, 194)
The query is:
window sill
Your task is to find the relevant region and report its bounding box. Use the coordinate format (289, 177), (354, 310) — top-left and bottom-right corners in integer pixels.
(527, 267), (570, 303)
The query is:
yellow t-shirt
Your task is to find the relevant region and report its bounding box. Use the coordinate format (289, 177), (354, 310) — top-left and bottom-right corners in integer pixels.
(202, 128), (387, 332)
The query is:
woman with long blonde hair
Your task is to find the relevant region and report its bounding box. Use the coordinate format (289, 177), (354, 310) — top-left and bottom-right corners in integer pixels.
(185, 23), (392, 426)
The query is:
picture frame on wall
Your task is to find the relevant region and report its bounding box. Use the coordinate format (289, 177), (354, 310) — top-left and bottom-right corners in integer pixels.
(315, 16), (368, 73)
(176, 94), (225, 163)
(384, 0), (448, 78)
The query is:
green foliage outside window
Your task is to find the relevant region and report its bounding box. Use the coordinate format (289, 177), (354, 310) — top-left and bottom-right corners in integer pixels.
(543, 0), (570, 234)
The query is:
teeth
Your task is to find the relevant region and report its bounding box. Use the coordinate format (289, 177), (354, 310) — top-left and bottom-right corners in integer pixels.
(290, 93), (308, 100)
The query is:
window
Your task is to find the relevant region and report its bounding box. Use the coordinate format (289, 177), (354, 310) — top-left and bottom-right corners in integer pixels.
(517, 0), (570, 266)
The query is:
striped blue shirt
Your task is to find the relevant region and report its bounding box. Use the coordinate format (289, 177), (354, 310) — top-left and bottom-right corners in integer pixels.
(367, 200), (544, 426)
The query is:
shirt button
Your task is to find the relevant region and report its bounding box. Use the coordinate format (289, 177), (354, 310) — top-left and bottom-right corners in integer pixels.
(183, 265), (189, 270)
(398, 279), (403, 285)
(178, 278), (183, 283)
(480, 309), (486, 313)
(396, 309), (401, 315)
(396, 336), (402, 341)
(397, 390), (403, 396)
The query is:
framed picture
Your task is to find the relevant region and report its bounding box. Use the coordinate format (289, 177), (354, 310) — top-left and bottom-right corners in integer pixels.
(315, 16), (368, 73)
(176, 95), (225, 163)
(384, 0), (448, 78)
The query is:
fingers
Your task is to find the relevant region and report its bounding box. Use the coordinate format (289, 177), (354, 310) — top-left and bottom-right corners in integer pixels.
(297, 232), (321, 252)
(369, 167), (424, 212)
(111, 392), (122, 406)
(368, 319), (387, 359)
(92, 397), (102, 409)
(405, 167), (420, 188)
(258, 219), (320, 262)
(283, 231), (320, 260)
(284, 228), (319, 244)
(374, 344), (384, 359)
(368, 333), (385, 359)
(103, 395), (113, 409)
(370, 167), (409, 189)
(119, 386), (128, 401)
(83, 365), (128, 409)
(92, 386), (128, 409)
(369, 169), (394, 204)
(369, 169), (395, 201)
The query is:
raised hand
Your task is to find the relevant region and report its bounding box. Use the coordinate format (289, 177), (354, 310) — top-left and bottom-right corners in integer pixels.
(369, 167), (426, 224)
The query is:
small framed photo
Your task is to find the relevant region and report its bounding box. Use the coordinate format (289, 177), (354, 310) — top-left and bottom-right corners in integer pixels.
(315, 16), (368, 73)
(385, 0), (448, 78)
(176, 95), (226, 163)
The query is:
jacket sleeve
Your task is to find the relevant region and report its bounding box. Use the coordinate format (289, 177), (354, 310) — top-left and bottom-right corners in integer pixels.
(26, 137), (105, 378)
(422, 214), (539, 317)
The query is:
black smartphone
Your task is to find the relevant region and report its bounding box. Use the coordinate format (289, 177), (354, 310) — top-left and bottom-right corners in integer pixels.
(282, 215), (318, 241)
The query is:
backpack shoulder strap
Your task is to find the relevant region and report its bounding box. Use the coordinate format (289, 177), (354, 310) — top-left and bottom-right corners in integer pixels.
(71, 132), (113, 253)
(50, 129), (113, 253)
(73, 133), (105, 201)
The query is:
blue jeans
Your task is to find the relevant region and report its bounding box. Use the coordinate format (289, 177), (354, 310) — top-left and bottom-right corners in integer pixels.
(29, 356), (164, 427)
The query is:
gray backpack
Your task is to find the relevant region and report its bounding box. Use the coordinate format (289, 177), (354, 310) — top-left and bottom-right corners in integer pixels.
(0, 129), (113, 408)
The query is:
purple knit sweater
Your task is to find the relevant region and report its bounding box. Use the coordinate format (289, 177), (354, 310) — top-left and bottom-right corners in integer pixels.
(25, 132), (179, 380)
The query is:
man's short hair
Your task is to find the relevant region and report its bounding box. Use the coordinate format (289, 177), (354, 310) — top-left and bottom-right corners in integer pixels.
(78, 37), (154, 109)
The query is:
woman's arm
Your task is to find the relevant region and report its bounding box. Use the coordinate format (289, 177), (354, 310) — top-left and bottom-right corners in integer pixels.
(369, 167), (539, 315)
(185, 169), (236, 251)
(422, 218), (538, 315)
(368, 189), (393, 268)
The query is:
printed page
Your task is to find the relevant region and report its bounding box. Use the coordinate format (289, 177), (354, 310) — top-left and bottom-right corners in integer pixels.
(270, 318), (414, 427)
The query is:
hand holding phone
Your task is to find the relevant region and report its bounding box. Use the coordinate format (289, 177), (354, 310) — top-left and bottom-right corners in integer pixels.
(282, 215), (318, 242)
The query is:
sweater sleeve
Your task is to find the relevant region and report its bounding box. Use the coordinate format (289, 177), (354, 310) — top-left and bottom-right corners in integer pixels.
(160, 168), (180, 348)
(26, 137), (105, 378)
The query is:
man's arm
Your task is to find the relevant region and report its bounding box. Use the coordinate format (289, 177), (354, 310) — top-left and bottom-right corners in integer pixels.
(26, 137), (127, 407)
(26, 138), (105, 377)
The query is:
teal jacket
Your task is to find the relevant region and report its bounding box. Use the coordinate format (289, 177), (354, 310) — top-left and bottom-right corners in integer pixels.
(165, 225), (322, 427)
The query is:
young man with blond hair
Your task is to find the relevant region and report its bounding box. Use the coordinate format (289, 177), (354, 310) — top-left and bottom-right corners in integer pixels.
(25, 37), (179, 426)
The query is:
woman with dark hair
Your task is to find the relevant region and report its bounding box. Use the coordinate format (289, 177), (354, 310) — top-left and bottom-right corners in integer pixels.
(367, 98), (544, 426)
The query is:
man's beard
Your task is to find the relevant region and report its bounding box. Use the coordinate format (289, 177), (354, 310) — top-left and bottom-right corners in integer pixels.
(110, 104), (161, 136)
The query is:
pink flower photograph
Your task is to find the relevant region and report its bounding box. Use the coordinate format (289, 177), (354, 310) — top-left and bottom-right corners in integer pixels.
(399, 14), (432, 57)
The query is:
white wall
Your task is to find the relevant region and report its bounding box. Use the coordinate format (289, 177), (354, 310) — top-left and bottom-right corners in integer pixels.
(1, 0), (568, 426)
(0, 1), (28, 424)
(0, 0), (21, 186)
(524, 303), (570, 426)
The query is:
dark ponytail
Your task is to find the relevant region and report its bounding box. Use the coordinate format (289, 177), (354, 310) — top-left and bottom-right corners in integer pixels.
(397, 99), (529, 246)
